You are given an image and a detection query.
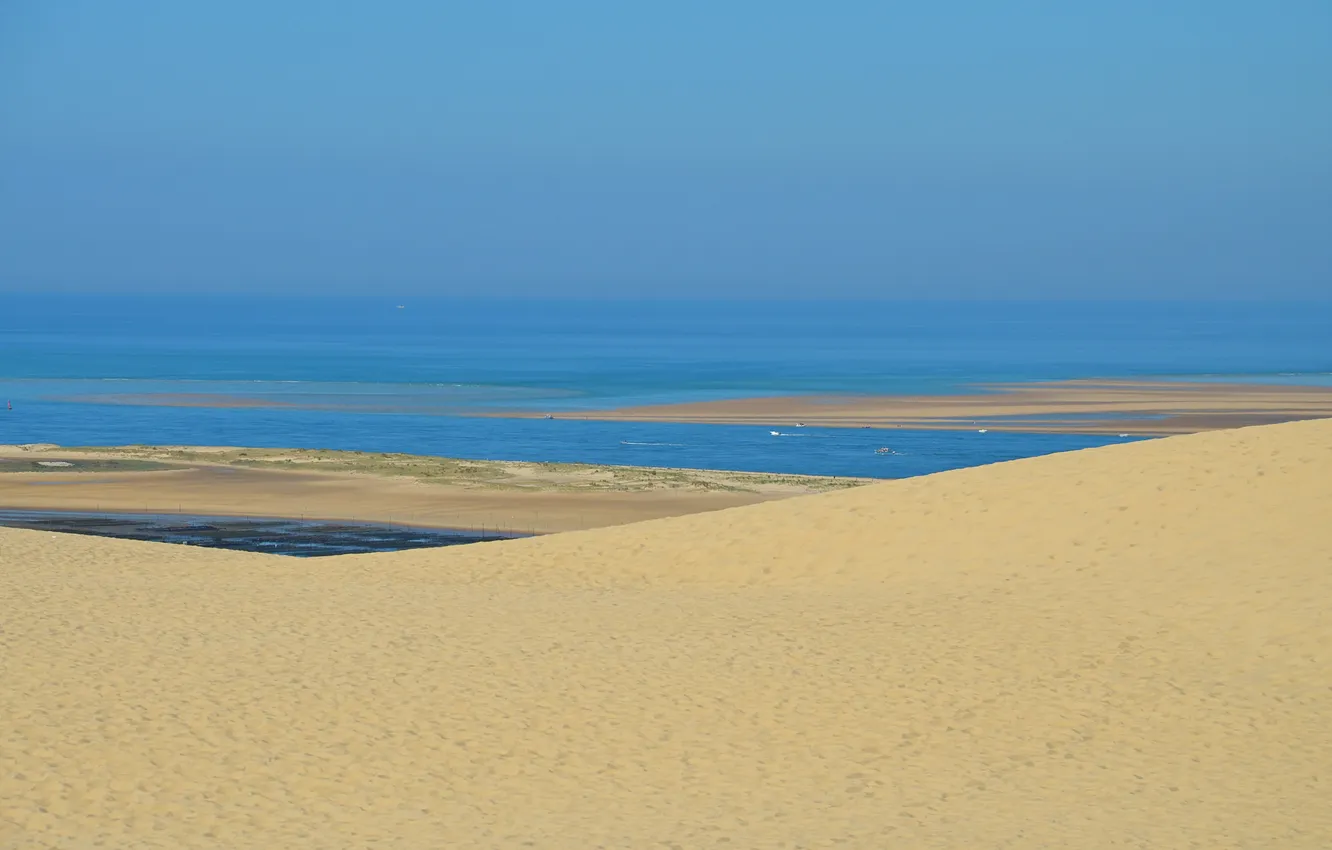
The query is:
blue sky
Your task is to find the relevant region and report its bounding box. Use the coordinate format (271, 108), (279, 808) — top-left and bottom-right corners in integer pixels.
(2, 1), (1329, 298)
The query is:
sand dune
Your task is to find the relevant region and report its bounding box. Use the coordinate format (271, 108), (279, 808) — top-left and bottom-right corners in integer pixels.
(3, 419), (1330, 847)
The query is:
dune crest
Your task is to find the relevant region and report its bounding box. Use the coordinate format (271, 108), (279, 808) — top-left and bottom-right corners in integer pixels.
(3, 419), (1330, 848)
(357, 417), (1332, 587)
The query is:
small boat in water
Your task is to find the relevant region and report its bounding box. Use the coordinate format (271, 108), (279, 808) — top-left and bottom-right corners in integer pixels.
(875, 447), (893, 454)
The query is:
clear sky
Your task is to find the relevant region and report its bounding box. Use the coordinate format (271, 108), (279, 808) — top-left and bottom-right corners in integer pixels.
(2, 1), (1329, 298)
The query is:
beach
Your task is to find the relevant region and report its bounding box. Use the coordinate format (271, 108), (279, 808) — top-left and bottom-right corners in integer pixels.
(0, 445), (863, 534)
(522, 379), (1332, 435)
(3, 418), (1329, 847)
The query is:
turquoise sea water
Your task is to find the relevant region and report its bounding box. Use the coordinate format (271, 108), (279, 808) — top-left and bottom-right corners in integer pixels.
(2, 295), (1329, 478)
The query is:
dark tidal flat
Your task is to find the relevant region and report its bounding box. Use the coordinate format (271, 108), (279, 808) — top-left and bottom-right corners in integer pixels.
(0, 510), (523, 557)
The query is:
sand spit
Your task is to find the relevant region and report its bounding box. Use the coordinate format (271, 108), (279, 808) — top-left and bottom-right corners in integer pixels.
(2, 419), (1330, 847)
(55, 378), (1332, 434)
(525, 378), (1332, 435)
(0, 446), (863, 534)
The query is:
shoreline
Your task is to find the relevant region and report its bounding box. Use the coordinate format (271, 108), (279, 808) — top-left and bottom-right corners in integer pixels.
(0, 445), (867, 535)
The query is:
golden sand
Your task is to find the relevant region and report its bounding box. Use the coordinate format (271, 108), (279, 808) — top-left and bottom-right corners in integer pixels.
(3, 419), (1330, 847)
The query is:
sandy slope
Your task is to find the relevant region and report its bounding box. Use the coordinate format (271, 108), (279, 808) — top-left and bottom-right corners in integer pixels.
(2, 419), (1330, 848)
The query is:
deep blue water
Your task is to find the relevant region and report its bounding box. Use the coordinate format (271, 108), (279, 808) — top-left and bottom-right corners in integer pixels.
(2, 295), (1329, 478)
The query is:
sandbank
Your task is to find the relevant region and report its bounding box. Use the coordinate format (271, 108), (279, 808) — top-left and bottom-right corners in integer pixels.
(57, 377), (1332, 435)
(3, 419), (1330, 847)
(513, 378), (1332, 435)
(0, 445), (863, 534)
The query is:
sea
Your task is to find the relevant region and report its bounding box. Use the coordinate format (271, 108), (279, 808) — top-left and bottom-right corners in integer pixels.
(2, 295), (1330, 480)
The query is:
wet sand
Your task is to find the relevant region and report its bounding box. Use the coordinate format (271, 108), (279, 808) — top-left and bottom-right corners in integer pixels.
(3, 419), (1330, 847)
(0, 510), (516, 556)
(523, 379), (1332, 435)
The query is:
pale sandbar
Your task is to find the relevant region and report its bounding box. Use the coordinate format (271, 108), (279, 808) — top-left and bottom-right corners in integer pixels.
(55, 378), (1332, 435)
(521, 379), (1332, 435)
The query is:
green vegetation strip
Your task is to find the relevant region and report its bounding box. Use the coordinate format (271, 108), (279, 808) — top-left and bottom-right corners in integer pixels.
(0, 458), (174, 473)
